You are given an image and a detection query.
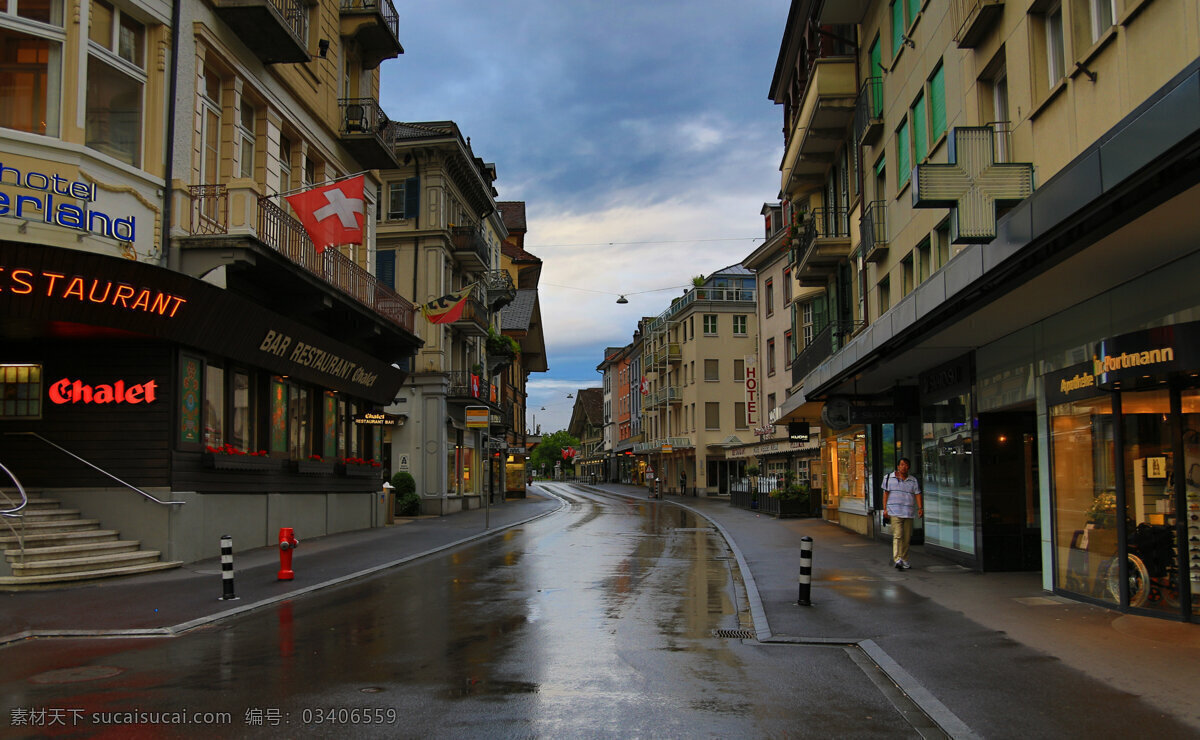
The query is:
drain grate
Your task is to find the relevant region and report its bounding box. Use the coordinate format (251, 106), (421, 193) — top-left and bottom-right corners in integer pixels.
(713, 628), (756, 639)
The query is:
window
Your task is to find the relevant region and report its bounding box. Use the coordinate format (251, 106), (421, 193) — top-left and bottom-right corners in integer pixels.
(86, 0), (145, 166)
(387, 181), (406, 219)
(917, 237), (932, 283)
(0, 364), (42, 419)
(279, 136), (293, 193)
(911, 92), (927, 164)
(896, 118), (911, 188)
(733, 315), (747, 336)
(765, 279), (774, 316)
(230, 369), (254, 452)
(767, 338), (776, 375)
(704, 359), (719, 382)
(734, 359), (745, 382)
(690, 361), (695, 384)
(802, 302), (814, 347)
(376, 248), (396, 289)
(0, 17), (63, 137)
(703, 315), (717, 335)
(199, 68), (220, 185)
(705, 402), (720, 430)
(767, 393), (776, 415)
(785, 330), (794, 365)
(204, 364), (225, 448)
(879, 276), (891, 314)
(783, 269), (792, 304)
(735, 402), (748, 430)
(237, 100), (255, 179)
(1041, 1), (1070, 88)
(890, 0), (905, 57)
(901, 253), (914, 296)
(936, 219), (953, 262)
(1088, 0), (1115, 43)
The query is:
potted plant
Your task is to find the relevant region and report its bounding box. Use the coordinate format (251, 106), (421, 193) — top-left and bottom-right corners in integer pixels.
(770, 481), (814, 518)
(294, 454), (334, 475)
(692, 274), (707, 299)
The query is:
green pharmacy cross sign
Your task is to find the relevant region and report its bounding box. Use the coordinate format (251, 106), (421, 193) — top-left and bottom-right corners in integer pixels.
(912, 126), (1033, 244)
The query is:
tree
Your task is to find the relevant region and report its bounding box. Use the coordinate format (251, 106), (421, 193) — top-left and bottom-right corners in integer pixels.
(530, 430), (580, 476)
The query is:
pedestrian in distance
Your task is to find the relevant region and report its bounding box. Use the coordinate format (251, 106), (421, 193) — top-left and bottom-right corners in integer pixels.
(882, 457), (923, 570)
(680, 469), (687, 495)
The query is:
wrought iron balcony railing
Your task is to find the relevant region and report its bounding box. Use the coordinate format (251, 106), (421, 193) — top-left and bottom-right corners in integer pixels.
(791, 320), (863, 386)
(186, 185), (416, 334)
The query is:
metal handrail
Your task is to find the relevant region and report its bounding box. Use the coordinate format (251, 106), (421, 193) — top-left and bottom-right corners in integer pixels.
(6, 432), (186, 505)
(0, 461), (28, 564)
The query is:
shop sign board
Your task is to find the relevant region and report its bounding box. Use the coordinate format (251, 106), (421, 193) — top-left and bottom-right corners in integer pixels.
(397, 454), (410, 472)
(466, 406), (489, 428)
(353, 412), (401, 426)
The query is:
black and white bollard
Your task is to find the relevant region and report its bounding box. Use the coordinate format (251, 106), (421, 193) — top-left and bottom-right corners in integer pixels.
(220, 534), (237, 601)
(797, 536), (813, 606)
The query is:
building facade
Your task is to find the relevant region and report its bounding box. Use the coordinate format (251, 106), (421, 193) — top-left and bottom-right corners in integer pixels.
(772, 0), (1200, 620)
(0, 0), (419, 581)
(376, 122), (517, 515)
(636, 265), (758, 495)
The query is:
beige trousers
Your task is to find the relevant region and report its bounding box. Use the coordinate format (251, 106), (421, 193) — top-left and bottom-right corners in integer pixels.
(891, 517), (914, 563)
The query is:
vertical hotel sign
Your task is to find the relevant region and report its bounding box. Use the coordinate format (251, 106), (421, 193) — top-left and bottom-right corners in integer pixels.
(745, 355), (759, 427)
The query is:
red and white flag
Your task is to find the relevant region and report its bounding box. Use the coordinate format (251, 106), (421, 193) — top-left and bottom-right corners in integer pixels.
(284, 175), (365, 253)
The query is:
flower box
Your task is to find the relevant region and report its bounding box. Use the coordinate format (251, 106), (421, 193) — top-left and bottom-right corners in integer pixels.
(338, 462), (382, 478)
(203, 452), (277, 473)
(293, 459), (335, 475)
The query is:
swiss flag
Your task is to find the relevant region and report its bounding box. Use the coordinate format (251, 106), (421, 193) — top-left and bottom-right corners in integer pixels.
(285, 176), (365, 253)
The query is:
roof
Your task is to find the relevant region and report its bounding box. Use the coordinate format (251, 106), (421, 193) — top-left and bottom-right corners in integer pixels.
(502, 241), (541, 263)
(497, 202), (527, 232)
(577, 388), (604, 424)
(500, 289), (536, 332)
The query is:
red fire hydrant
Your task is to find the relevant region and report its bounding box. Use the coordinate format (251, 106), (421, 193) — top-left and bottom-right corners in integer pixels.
(278, 527), (299, 580)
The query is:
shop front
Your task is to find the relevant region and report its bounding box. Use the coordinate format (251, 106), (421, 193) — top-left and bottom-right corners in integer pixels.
(0, 242), (418, 563)
(1048, 323), (1200, 619)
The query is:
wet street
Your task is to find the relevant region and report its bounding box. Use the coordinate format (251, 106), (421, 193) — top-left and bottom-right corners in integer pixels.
(2, 485), (928, 738)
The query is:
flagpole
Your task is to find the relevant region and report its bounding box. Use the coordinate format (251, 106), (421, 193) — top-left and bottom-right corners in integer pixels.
(268, 170), (374, 200)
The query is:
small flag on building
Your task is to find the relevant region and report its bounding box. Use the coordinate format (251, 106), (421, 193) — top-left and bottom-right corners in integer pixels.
(421, 283), (476, 324)
(284, 175), (365, 253)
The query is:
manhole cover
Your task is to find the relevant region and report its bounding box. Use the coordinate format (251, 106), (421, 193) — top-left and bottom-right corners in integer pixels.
(30, 666), (124, 684)
(713, 628), (756, 639)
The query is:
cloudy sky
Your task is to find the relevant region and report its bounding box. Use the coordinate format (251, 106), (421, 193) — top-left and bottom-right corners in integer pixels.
(381, 1), (788, 433)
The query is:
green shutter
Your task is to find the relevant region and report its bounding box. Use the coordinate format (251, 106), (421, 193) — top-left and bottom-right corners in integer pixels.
(912, 94), (927, 163)
(376, 249), (396, 290)
(869, 38), (883, 116)
(930, 64), (946, 141)
(897, 120), (910, 185)
(891, 1), (904, 58)
(907, 0), (921, 27)
(875, 154), (886, 177)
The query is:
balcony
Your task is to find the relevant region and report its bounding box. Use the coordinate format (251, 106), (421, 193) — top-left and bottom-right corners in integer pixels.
(793, 208), (852, 286)
(653, 343), (682, 366)
(482, 269), (516, 311)
(337, 98), (398, 169)
(792, 320), (864, 387)
(339, 0), (403, 69)
(450, 226), (491, 270)
(211, 0), (309, 64)
(861, 201), (888, 264)
(450, 284), (490, 337)
(185, 184), (416, 334)
(780, 55), (857, 198)
(853, 77), (883, 146)
(952, 0), (1004, 49)
(447, 371), (493, 404)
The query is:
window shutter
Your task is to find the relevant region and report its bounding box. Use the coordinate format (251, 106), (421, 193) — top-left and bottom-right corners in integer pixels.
(930, 64), (946, 142)
(404, 176), (419, 219)
(376, 249), (396, 289)
(912, 94), (927, 163)
(890, 1), (903, 57)
(869, 38), (883, 116)
(897, 120), (910, 185)
(906, 0), (920, 27)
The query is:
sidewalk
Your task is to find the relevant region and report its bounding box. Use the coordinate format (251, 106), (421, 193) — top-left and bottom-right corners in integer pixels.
(591, 482), (1200, 736)
(0, 493), (561, 640)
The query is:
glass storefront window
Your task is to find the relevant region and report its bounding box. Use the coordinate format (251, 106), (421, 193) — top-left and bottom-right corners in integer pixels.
(922, 394), (975, 555)
(288, 385), (308, 459)
(825, 430), (866, 510)
(0, 26), (62, 137)
(203, 364), (224, 448)
(1182, 390), (1200, 618)
(1051, 394), (1116, 603)
(1120, 389), (1178, 613)
(270, 378), (287, 453)
(230, 370), (253, 452)
(0, 364), (41, 419)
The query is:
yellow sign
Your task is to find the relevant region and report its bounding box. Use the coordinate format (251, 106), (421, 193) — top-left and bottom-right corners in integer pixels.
(662, 445), (673, 453)
(466, 406), (489, 429)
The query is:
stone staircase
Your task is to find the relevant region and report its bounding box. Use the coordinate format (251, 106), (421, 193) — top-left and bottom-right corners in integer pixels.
(0, 494), (182, 589)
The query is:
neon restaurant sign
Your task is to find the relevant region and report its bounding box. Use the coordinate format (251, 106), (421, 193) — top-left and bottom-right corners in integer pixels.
(1, 162), (137, 241)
